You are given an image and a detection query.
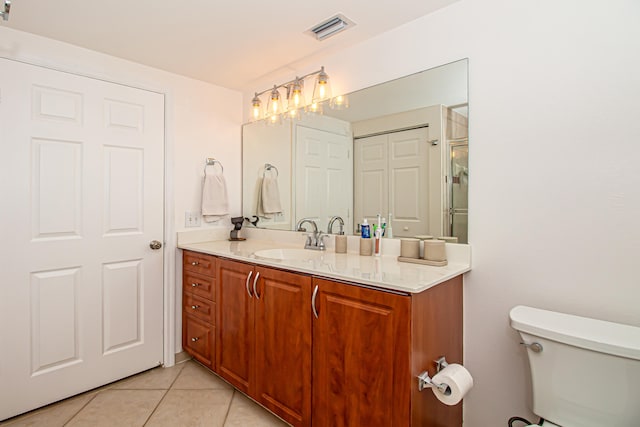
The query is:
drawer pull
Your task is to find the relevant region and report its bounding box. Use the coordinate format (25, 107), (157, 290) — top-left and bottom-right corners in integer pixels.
(191, 261), (199, 266)
(245, 271), (253, 297)
(191, 337), (200, 342)
(191, 305), (200, 310)
(191, 283), (200, 287)
(253, 272), (261, 299)
(312, 285), (319, 319)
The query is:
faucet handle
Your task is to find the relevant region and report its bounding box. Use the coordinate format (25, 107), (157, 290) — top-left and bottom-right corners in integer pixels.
(318, 233), (329, 250)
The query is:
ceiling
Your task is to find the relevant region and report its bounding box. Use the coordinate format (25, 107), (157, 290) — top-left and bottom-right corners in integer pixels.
(3, 0), (458, 90)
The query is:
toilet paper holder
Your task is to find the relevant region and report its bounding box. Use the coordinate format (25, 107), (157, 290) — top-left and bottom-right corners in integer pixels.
(417, 356), (451, 393)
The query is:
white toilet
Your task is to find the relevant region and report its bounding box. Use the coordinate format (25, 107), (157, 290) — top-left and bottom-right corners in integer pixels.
(509, 305), (640, 427)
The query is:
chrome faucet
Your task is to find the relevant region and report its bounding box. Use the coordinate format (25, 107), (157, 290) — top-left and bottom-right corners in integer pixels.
(327, 216), (345, 235)
(295, 218), (327, 250)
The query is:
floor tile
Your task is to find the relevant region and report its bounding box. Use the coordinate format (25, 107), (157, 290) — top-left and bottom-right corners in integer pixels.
(65, 389), (165, 427)
(171, 361), (232, 390)
(223, 393), (289, 427)
(111, 364), (185, 390)
(145, 389), (233, 427)
(0, 392), (96, 427)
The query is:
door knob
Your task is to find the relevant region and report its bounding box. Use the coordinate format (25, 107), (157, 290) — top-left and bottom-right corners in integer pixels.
(149, 240), (162, 250)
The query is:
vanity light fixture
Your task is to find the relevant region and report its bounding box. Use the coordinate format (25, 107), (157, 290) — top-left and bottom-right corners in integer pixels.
(1, 0), (11, 21)
(248, 66), (345, 123)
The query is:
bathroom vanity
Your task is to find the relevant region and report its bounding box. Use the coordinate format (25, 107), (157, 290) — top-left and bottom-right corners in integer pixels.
(179, 238), (469, 427)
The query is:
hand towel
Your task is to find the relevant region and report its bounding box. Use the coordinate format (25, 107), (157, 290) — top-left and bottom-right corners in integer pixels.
(256, 176), (282, 218)
(202, 174), (229, 222)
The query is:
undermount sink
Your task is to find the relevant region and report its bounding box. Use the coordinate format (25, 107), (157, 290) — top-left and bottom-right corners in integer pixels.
(253, 248), (322, 261)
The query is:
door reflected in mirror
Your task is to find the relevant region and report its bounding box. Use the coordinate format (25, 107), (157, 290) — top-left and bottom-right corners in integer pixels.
(242, 59), (468, 243)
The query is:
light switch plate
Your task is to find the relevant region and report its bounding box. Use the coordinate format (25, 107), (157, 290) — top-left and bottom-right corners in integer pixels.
(185, 211), (201, 227)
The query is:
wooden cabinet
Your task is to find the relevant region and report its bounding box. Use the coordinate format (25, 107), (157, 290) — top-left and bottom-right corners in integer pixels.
(312, 278), (411, 426)
(216, 258), (312, 427)
(182, 251), (463, 427)
(182, 250), (216, 369)
(311, 276), (463, 427)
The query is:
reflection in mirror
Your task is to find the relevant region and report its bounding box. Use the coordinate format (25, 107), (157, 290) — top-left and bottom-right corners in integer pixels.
(242, 59), (468, 243)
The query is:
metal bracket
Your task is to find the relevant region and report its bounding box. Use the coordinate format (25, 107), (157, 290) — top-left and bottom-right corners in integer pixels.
(417, 356), (451, 393)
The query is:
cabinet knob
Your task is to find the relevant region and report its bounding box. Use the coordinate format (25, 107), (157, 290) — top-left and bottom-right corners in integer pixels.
(191, 261), (199, 266)
(191, 305), (199, 310)
(191, 283), (199, 287)
(191, 337), (199, 342)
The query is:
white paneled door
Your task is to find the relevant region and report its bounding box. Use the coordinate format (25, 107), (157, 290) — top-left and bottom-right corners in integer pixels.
(354, 127), (429, 237)
(0, 59), (165, 420)
(295, 125), (352, 233)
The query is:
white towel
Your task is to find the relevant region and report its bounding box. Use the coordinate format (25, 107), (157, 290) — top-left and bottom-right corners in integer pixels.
(202, 174), (229, 223)
(256, 176), (282, 218)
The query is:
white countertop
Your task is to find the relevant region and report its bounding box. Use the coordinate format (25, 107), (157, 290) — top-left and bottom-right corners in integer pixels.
(177, 229), (471, 294)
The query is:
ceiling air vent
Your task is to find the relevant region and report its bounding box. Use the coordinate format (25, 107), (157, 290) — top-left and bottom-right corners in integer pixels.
(306, 14), (355, 41)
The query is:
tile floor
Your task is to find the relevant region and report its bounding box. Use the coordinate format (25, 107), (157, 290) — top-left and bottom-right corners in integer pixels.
(0, 360), (290, 427)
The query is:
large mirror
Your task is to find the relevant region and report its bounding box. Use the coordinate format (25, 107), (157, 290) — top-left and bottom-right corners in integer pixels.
(242, 59), (468, 243)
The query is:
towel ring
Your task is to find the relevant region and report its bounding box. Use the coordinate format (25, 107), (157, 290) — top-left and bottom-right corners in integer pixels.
(263, 163), (278, 178)
(204, 158), (224, 175)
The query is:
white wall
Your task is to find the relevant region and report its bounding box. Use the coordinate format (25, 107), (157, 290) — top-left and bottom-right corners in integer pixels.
(0, 26), (243, 357)
(243, 1), (640, 425)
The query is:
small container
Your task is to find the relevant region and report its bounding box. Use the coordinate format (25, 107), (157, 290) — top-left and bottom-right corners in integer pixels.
(423, 239), (447, 262)
(400, 238), (420, 259)
(335, 235), (347, 254)
(373, 228), (382, 256)
(361, 219), (370, 238)
(359, 238), (373, 256)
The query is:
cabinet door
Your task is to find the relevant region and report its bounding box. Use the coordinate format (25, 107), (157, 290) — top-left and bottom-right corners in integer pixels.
(312, 278), (412, 427)
(254, 267), (312, 427)
(216, 258), (254, 393)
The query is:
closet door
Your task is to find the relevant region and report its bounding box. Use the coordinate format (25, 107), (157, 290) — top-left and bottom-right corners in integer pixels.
(353, 134), (388, 234)
(0, 58), (165, 420)
(387, 127), (429, 237)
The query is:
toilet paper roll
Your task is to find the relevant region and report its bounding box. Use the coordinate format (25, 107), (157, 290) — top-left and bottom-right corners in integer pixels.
(430, 364), (473, 406)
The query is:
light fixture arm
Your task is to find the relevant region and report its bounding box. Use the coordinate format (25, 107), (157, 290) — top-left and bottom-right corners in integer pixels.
(252, 67), (326, 98)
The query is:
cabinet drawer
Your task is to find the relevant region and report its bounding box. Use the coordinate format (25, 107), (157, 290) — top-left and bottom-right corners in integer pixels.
(183, 251), (216, 277)
(183, 271), (215, 301)
(183, 315), (214, 369)
(183, 293), (214, 324)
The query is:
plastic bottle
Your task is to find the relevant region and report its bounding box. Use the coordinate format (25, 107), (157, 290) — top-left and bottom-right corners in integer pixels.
(361, 218), (371, 238)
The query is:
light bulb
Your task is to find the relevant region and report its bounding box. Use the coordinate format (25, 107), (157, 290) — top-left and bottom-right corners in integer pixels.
(250, 93), (262, 122)
(312, 67), (332, 103)
(307, 101), (323, 115)
(330, 94), (349, 110)
(287, 78), (305, 117)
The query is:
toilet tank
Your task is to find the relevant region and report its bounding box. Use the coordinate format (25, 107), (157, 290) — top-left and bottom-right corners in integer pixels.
(510, 306), (640, 427)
